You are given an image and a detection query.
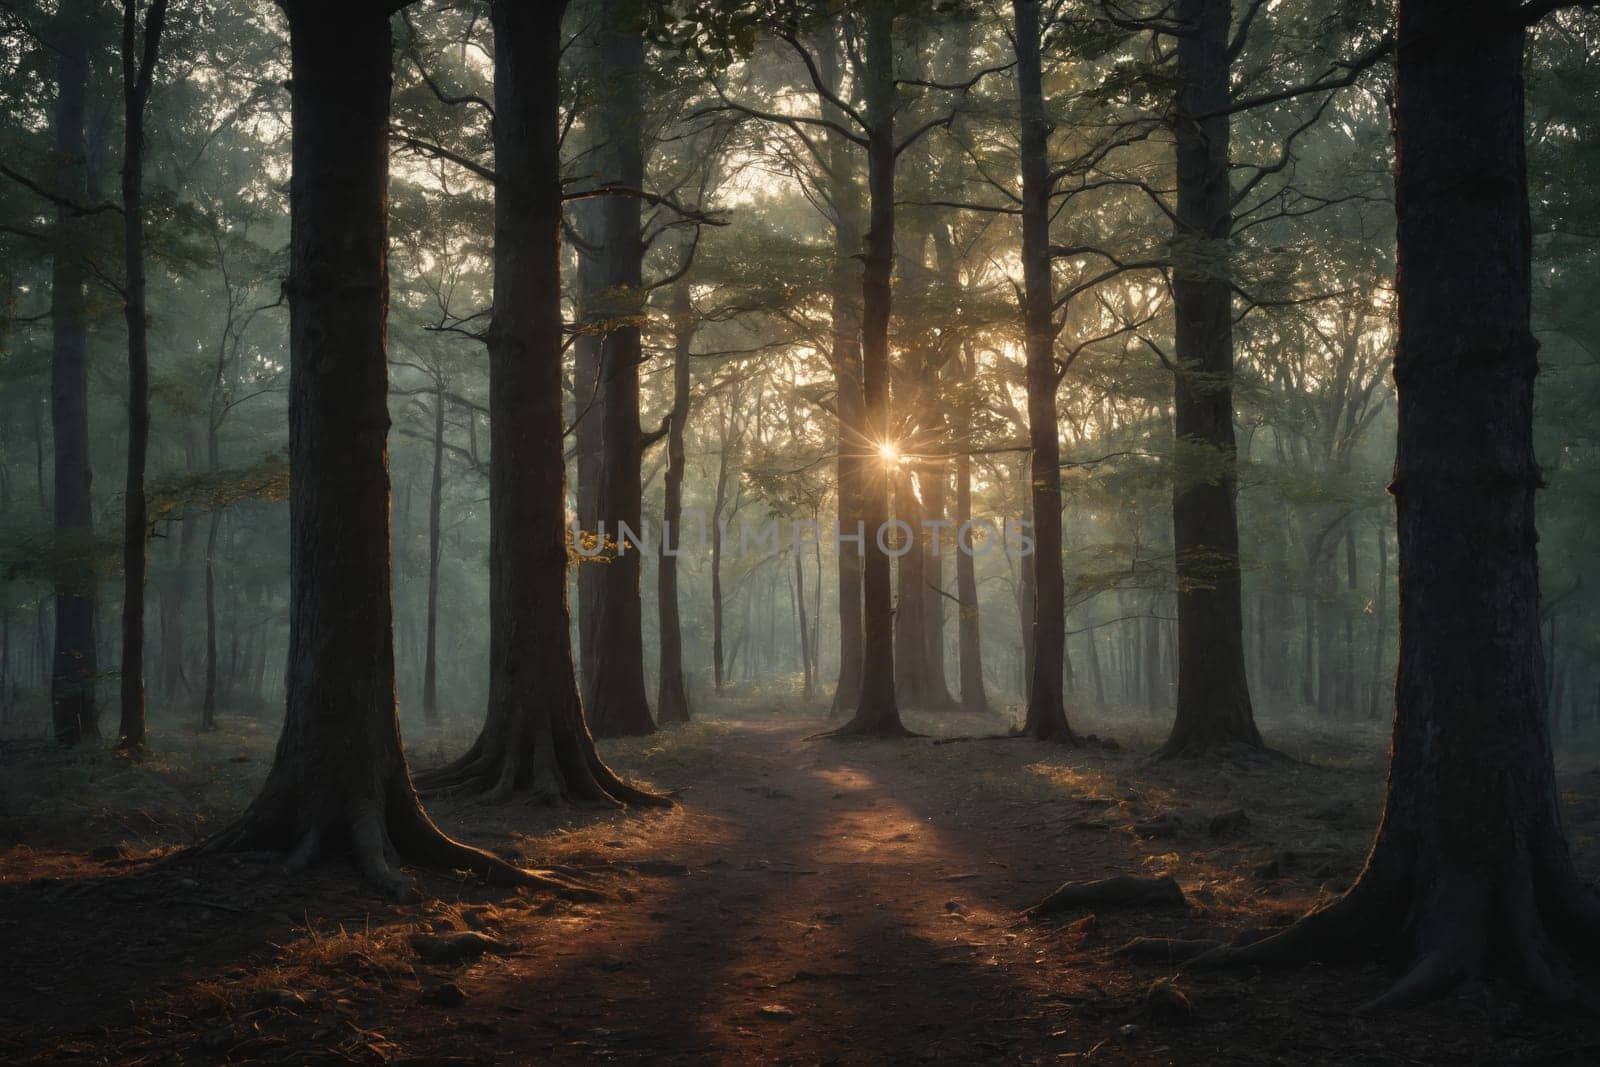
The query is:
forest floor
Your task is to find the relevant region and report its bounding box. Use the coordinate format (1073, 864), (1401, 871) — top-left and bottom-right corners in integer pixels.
(3, 700), (1600, 1065)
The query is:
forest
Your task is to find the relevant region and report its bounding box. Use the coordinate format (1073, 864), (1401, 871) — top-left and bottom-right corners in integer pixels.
(1, 0), (1598, 1062)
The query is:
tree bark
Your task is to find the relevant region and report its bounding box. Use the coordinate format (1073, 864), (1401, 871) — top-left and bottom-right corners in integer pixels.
(585, 0), (655, 737)
(1368, 518), (1388, 720)
(1201, 0), (1600, 1006)
(417, 0), (662, 805)
(50, 0), (99, 747)
(826, 0), (908, 738)
(816, 27), (865, 718)
(655, 281), (693, 725)
(1157, 0), (1260, 757)
(1014, 0), (1076, 742)
(203, 1), (594, 898)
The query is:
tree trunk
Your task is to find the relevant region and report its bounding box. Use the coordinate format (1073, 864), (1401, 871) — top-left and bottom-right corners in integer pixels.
(421, 379), (444, 723)
(1205, 0), (1600, 1006)
(793, 548), (812, 698)
(711, 412), (731, 692)
(655, 281), (693, 725)
(918, 459), (956, 709)
(416, 0), (661, 805)
(116, 0), (166, 748)
(826, 0), (908, 738)
(1158, 0), (1260, 756)
(585, 0), (654, 737)
(816, 27), (865, 718)
(893, 466), (928, 707)
(954, 398), (988, 715)
(50, 0), (99, 747)
(1085, 625), (1105, 708)
(202, 470), (221, 729)
(203, 1), (592, 898)
(571, 198), (604, 699)
(1014, 0), (1076, 742)
(158, 503), (196, 703)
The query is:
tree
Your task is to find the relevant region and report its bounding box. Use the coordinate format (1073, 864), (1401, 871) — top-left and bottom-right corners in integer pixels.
(585, 0), (659, 738)
(825, 1), (907, 737)
(49, 0), (99, 747)
(1013, 0), (1079, 742)
(1199, 0), (1600, 1007)
(417, 0), (666, 803)
(816, 26), (866, 717)
(655, 279), (694, 725)
(1154, 0), (1262, 756)
(115, 0), (168, 749)
(203, 0), (585, 897)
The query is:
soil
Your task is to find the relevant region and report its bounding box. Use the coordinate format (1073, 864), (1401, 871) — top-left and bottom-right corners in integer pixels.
(3, 705), (1599, 1064)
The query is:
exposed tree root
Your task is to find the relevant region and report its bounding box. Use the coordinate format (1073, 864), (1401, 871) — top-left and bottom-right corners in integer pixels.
(1152, 734), (1275, 762)
(414, 703), (672, 809)
(1026, 875), (1187, 918)
(803, 693), (920, 740)
(1189, 850), (1600, 1012)
(199, 779), (603, 902)
(805, 718), (921, 741)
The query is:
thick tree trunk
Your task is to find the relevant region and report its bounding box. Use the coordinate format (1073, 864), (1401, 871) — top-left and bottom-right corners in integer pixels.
(1014, 0), (1076, 743)
(204, 1), (593, 897)
(50, 0), (98, 747)
(655, 281), (693, 725)
(417, 0), (662, 805)
(586, 0), (655, 737)
(826, 0), (908, 739)
(1201, 0), (1600, 1006)
(116, 0), (166, 748)
(1157, 0), (1260, 757)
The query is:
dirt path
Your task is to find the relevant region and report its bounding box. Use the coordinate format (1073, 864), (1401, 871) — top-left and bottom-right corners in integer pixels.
(443, 718), (1127, 1064)
(5, 711), (1599, 1064)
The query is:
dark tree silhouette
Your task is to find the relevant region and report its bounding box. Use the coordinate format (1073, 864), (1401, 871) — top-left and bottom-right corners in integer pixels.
(49, 0), (98, 747)
(655, 280), (694, 726)
(203, 0), (593, 896)
(414, 0), (668, 804)
(1197, 0), (1600, 1007)
(824, 0), (910, 738)
(1157, 0), (1262, 757)
(584, 0), (658, 738)
(1013, 0), (1079, 743)
(116, 0), (169, 749)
